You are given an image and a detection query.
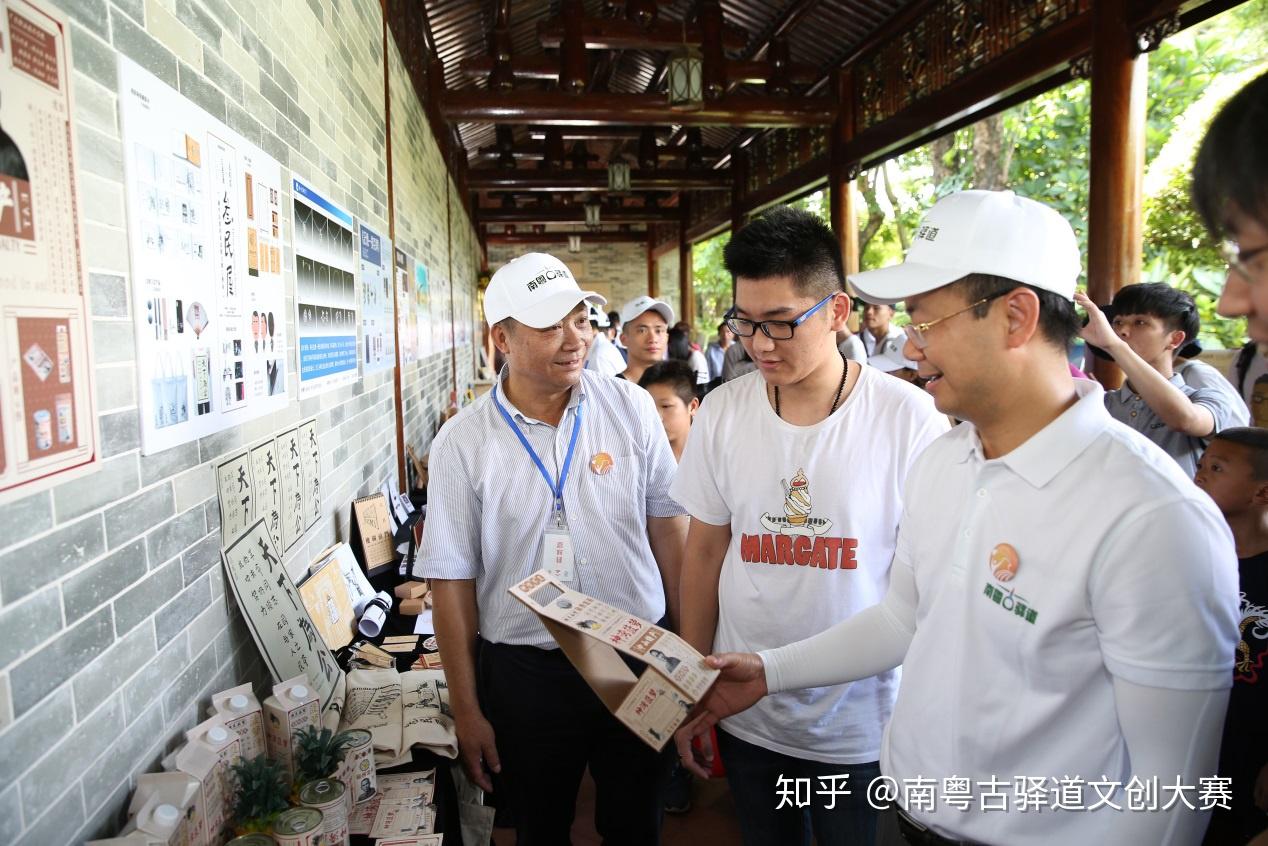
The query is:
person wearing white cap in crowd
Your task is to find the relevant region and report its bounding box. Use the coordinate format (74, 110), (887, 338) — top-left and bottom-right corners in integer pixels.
(675, 190), (1239, 846)
(585, 302), (627, 377)
(619, 295), (674, 383)
(419, 252), (688, 844)
(868, 347), (920, 384)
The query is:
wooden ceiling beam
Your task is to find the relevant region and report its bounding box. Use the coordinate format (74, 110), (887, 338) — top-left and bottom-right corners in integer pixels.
(486, 231), (649, 244)
(537, 17), (747, 51)
(457, 55), (560, 80)
(441, 91), (836, 127)
(478, 206), (681, 224)
(467, 169), (731, 192)
(474, 143), (720, 161)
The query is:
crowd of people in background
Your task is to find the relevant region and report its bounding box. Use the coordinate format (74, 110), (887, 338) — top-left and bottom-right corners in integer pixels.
(427, 71), (1268, 846)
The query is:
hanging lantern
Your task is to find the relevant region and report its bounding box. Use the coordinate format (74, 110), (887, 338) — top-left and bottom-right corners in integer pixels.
(608, 162), (631, 193)
(585, 203), (601, 228)
(568, 235), (582, 253)
(667, 44), (704, 111)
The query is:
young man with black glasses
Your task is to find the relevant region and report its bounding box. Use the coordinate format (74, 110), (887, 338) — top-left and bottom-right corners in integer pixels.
(670, 206), (947, 846)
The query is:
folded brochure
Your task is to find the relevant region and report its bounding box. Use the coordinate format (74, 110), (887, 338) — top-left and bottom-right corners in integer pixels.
(507, 570), (719, 750)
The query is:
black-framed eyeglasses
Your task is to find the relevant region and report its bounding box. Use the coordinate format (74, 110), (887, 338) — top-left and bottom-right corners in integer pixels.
(724, 292), (837, 340)
(1222, 241), (1268, 284)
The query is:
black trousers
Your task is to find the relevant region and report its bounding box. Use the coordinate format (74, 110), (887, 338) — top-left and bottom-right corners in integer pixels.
(477, 638), (674, 845)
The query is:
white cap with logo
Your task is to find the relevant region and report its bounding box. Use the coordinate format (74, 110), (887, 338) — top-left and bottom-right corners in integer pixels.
(847, 190), (1081, 305)
(484, 252), (606, 328)
(620, 295), (675, 326)
(587, 302), (610, 328)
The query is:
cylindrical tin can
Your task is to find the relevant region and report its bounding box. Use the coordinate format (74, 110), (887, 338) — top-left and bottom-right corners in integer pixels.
(226, 835), (277, 846)
(341, 729), (376, 805)
(54, 394), (73, 444)
(32, 409), (51, 450)
(271, 807), (323, 846)
(299, 778), (348, 846)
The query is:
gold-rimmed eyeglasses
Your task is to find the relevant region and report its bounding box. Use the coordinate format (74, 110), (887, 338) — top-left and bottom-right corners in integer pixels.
(903, 290), (1009, 349)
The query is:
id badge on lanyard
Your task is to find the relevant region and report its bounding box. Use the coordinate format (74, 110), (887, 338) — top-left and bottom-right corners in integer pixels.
(542, 501), (575, 582)
(493, 385), (582, 585)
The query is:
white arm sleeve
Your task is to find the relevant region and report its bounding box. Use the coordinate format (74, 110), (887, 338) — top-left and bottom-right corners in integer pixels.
(759, 548), (917, 693)
(1101, 678), (1229, 845)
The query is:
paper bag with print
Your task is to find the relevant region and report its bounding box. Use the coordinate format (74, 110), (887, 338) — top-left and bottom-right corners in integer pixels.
(400, 669), (458, 759)
(339, 667), (403, 757)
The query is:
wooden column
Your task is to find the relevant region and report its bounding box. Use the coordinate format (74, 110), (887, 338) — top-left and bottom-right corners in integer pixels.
(380, 3), (406, 494)
(647, 227), (658, 297)
(830, 67), (860, 277)
(1087, 0), (1146, 387)
(730, 148), (747, 238)
(679, 194), (694, 326)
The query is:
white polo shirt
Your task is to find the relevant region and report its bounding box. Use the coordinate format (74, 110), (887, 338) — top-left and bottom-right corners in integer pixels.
(585, 332), (626, 377)
(879, 379), (1238, 844)
(417, 368), (685, 647)
(862, 325), (908, 359)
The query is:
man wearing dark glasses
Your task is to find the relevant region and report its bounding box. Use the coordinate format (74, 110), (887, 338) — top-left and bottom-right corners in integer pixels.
(670, 206), (948, 845)
(674, 190), (1238, 846)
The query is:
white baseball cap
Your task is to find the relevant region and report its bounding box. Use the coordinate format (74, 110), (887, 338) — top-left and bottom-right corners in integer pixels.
(848, 190), (1081, 305)
(587, 302), (610, 328)
(869, 348), (917, 373)
(484, 252), (605, 328)
(620, 295), (674, 326)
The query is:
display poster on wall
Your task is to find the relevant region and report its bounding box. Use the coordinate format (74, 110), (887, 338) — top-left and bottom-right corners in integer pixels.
(454, 282), (472, 347)
(414, 260), (432, 359)
(358, 223), (393, 375)
(0, 0), (101, 503)
(293, 176), (358, 398)
(431, 274), (451, 355)
(118, 56), (287, 456)
(215, 418), (320, 553)
(394, 248), (416, 366)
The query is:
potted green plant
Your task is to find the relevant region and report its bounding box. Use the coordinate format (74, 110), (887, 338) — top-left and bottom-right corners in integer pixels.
(292, 725), (357, 787)
(229, 755), (290, 834)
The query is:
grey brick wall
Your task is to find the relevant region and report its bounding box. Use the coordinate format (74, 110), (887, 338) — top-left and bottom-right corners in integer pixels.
(0, 1), (477, 843)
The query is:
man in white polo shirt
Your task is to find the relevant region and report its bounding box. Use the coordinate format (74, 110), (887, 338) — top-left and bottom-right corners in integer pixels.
(861, 302), (911, 358)
(675, 191), (1239, 846)
(620, 295), (673, 383)
(420, 252), (688, 844)
(586, 302), (626, 376)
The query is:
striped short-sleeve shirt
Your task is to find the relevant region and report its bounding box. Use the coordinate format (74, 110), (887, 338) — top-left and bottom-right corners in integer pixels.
(416, 368), (685, 647)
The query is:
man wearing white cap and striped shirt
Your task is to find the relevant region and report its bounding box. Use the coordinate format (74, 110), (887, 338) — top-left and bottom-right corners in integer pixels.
(419, 252), (688, 844)
(675, 191), (1239, 846)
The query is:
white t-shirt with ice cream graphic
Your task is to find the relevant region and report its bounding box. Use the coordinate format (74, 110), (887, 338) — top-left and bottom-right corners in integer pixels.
(671, 365), (949, 763)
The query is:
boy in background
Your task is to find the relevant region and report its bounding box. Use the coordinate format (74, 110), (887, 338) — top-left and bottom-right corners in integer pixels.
(1077, 282), (1241, 476)
(639, 360), (700, 463)
(1195, 427), (1268, 845)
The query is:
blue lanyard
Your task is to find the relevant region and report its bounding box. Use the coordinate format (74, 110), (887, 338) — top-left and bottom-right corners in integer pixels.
(491, 384), (583, 516)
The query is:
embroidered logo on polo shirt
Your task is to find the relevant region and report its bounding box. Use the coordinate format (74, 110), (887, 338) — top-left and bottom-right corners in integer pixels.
(983, 543), (1038, 624)
(739, 468), (859, 570)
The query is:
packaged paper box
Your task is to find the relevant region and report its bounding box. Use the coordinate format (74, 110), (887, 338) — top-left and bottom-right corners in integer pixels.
(507, 570), (719, 750)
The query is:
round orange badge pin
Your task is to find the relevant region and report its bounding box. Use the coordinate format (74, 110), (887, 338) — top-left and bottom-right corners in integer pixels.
(590, 452), (614, 475)
(989, 543), (1019, 582)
